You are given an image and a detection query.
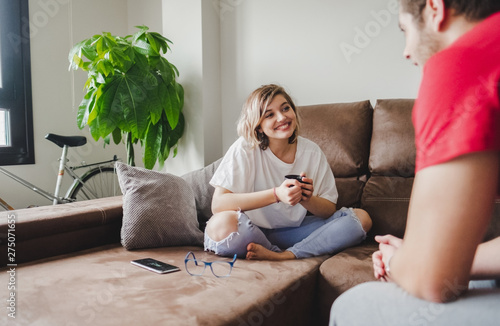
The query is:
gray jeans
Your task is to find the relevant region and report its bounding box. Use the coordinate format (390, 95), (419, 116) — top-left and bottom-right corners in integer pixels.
(330, 281), (500, 326)
(204, 208), (366, 259)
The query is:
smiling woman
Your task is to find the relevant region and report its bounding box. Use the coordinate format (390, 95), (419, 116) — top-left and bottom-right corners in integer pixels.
(0, 0), (34, 165)
(205, 84), (372, 262)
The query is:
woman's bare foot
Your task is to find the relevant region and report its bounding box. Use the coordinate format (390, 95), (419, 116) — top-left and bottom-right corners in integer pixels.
(246, 243), (296, 261)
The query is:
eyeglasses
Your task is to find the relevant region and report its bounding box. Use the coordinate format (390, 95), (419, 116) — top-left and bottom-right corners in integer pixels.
(184, 252), (237, 278)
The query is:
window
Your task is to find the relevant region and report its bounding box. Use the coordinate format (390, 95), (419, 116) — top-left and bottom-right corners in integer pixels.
(0, 109), (9, 146)
(0, 0), (34, 165)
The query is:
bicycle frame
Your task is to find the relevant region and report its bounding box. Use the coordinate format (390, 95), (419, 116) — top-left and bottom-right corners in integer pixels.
(0, 166), (60, 204)
(63, 156), (119, 201)
(0, 144), (118, 206)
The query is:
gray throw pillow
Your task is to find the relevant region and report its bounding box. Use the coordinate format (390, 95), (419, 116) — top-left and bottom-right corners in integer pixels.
(181, 158), (221, 231)
(116, 162), (204, 250)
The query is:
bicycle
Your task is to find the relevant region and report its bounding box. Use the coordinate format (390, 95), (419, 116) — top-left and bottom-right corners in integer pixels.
(0, 133), (122, 210)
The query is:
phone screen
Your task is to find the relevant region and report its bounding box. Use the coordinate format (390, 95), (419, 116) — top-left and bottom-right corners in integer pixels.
(131, 258), (180, 274)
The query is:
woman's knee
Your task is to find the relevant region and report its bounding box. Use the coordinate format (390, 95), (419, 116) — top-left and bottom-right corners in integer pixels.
(353, 208), (372, 233)
(205, 211), (239, 242)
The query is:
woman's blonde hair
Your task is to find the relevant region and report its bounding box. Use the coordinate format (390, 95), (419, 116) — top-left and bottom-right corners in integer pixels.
(237, 84), (300, 150)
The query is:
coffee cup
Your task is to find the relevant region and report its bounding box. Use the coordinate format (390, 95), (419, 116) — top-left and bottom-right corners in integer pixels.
(285, 174), (308, 184)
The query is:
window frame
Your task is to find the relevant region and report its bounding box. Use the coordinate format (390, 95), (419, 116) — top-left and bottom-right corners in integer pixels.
(0, 0), (34, 166)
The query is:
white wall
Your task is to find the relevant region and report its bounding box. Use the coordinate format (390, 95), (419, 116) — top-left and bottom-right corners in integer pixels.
(160, 0), (222, 174)
(160, 0), (205, 175)
(127, 0), (162, 35)
(2, 0), (421, 209)
(219, 0), (421, 150)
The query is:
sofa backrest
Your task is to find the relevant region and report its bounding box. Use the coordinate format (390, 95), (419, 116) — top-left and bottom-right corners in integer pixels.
(300, 98), (500, 240)
(362, 99), (416, 238)
(298, 99), (415, 236)
(299, 99), (416, 238)
(298, 100), (373, 209)
(0, 196), (123, 266)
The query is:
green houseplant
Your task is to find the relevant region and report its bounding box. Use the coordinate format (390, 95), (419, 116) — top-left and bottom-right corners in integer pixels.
(68, 26), (184, 169)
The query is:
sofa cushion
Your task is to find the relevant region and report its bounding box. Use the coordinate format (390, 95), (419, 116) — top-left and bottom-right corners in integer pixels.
(182, 158), (222, 231)
(14, 245), (328, 326)
(117, 162), (203, 250)
(317, 243), (378, 326)
(298, 100), (373, 178)
(369, 99), (416, 177)
(335, 177), (366, 209)
(360, 99), (416, 238)
(298, 101), (373, 209)
(361, 176), (414, 238)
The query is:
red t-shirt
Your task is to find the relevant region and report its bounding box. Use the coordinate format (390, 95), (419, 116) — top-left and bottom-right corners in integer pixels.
(413, 12), (500, 193)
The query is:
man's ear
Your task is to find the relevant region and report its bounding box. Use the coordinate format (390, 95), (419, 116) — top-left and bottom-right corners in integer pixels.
(425, 0), (446, 31)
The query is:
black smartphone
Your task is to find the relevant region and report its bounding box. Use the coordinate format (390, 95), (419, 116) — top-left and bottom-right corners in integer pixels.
(131, 258), (181, 274)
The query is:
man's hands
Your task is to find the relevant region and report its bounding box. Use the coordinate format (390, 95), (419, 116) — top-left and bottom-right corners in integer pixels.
(372, 234), (403, 282)
(275, 172), (313, 206)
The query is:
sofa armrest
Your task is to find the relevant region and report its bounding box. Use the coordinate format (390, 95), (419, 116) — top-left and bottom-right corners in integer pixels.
(0, 196), (123, 266)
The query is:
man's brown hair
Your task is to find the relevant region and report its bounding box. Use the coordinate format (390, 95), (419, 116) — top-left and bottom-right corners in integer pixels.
(400, 0), (500, 21)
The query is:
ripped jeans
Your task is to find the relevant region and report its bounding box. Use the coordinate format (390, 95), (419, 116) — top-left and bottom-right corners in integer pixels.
(204, 207), (366, 259)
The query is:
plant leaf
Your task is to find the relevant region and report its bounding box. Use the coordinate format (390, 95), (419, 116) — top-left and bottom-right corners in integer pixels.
(161, 84), (180, 130)
(159, 115), (171, 162)
(88, 116), (101, 142)
(148, 32), (172, 54)
(103, 134), (110, 146)
(159, 112), (185, 162)
(149, 32), (172, 45)
(112, 127), (122, 145)
(144, 121), (162, 169)
(146, 77), (163, 125)
(68, 39), (89, 70)
(133, 38), (156, 56)
(175, 82), (184, 111)
(132, 25), (149, 44)
(156, 57), (174, 85)
(108, 45), (133, 72)
(93, 77), (121, 138)
(146, 33), (159, 55)
(171, 63), (180, 77)
(77, 89), (96, 129)
(168, 112), (185, 148)
(96, 59), (114, 77)
(99, 72), (150, 139)
(81, 43), (98, 62)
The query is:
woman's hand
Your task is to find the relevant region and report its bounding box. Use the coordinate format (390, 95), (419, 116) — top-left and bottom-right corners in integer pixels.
(299, 172), (314, 202)
(372, 234), (403, 282)
(275, 179), (303, 206)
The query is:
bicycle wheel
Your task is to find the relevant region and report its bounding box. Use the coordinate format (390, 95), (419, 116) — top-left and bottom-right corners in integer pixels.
(67, 167), (122, 201)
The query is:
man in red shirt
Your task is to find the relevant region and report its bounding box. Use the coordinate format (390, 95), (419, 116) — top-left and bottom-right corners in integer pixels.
(330, 0), (500, 325)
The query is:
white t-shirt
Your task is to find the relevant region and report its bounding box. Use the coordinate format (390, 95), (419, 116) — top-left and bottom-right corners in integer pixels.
(210, 136), (338, 228)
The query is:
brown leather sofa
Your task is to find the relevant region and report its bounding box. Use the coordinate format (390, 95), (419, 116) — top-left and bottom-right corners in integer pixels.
(1, 99), (499, 326)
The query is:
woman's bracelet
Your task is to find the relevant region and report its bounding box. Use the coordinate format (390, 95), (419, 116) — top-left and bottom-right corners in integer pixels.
(273, 187), (280, 203)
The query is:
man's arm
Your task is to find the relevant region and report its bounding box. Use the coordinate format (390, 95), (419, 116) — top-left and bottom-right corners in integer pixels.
(470, 236), (500, 279)
(388, 151), (499, 302)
